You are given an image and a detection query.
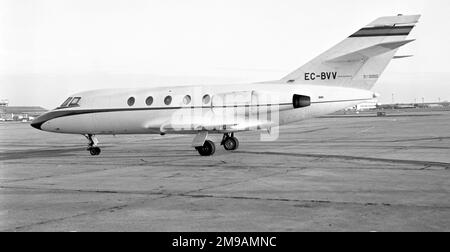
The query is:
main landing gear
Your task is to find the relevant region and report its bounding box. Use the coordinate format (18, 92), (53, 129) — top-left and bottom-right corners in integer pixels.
(195, 140), (216, 156)
(221, 133), (239, 151)
(84, 134), (101, 156)
(194, 133), (240, 156)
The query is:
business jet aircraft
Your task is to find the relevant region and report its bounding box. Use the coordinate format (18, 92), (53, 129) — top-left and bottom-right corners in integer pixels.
(31, 15), (420, 156)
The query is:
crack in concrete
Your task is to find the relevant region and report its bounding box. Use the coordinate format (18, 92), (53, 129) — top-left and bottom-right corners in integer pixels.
(0, 168), (295, 231)
(269, 136), (450, 145)
(178, 193), (450, 209)
(2, 185), (449, 210)
(236, 151), (450, 169)
(186, 170), (293, 195)
(1, 156), (198, 183)
(269, 144), (450, 150)
(0, 147), (83, 161)
(6, 203), (132, 232)
(2, 175), (449, 232)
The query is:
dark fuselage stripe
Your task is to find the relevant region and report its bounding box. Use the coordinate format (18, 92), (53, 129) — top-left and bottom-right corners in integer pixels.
(32, 98), (370, 129)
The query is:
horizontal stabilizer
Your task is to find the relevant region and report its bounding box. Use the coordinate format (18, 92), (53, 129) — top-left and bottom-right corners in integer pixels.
(326, 39), (415, 63)
(393, 55), (413, 59)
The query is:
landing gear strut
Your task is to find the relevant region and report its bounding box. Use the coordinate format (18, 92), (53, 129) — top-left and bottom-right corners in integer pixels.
(221, 133), (239, 151)
(84, 134), (101, 156)
(195, 140), (216, 156)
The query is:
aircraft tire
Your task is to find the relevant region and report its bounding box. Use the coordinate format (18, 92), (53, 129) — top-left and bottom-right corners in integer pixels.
(223, 137), (239, 151)
(89, 147), (101, 156)
(196, 140), (216, 156)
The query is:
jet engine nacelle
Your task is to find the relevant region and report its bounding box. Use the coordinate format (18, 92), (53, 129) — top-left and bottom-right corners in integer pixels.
(292, 94), (311, 109)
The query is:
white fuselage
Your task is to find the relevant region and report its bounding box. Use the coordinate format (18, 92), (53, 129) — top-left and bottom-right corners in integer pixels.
(30, 14), (418, 157)
(32, 83), (375, 135)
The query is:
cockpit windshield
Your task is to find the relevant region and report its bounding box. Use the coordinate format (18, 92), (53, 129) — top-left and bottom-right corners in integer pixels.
(60, 97), (73, 107)
(69, 97), (81, 107)
(58, 97), (81, 109)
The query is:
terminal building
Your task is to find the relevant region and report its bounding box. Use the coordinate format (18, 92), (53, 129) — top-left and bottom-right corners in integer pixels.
(0, 99), (8, 107)
(355, 101), (378, 111)
(0, 99), (48, 122)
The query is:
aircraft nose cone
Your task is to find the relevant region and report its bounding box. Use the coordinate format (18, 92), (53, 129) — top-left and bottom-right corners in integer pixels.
(30, 120), (42, 130)
(30, 110), (61, 131)
(30, 115), (47, 130)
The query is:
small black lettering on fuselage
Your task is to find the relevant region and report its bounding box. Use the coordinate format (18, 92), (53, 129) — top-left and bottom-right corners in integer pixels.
(305, 72), (337, 81)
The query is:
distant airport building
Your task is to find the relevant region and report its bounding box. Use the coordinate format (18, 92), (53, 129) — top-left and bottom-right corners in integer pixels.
(376, 101), (450, 110)
(0, 99), (8, 107)
(427, 104), (444, 108)
(395, 104), (416, 109)
(346, 99), (378, 111)
(355, 101), (378, 111)
(0, 102), (48, 122)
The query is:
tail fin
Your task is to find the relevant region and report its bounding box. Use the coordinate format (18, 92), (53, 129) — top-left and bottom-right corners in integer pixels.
(281, 15), (421, 90)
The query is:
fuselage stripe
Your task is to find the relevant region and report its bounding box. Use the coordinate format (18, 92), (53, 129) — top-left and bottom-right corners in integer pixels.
(32, 98), (371, 129)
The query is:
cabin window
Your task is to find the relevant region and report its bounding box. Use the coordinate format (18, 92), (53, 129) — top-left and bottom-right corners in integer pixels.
(145, 96), (153, 106)
(69, 97), (81, 107)
(60, 97), (73, 107)
(164, 96), (172, 105)
(202, 94), (210, 104)
(183, 95), (191, 105)
(127, 97), (135, 106)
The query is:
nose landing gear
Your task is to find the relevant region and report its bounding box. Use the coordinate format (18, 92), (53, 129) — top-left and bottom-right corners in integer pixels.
(84, 134), (101, 156)
(221, 133), (239, 151)
(89, 147), (101, 156)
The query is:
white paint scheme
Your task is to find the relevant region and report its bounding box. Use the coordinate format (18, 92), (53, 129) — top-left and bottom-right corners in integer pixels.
(31, 15), (420, 155)
(39, 84), (375, 134)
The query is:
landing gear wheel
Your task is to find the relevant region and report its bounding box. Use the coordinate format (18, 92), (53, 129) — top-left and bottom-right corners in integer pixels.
(89, 147), (101, 156)
(223, 137), (239, 151)
(221, 133), (239, 151)
(196, 140), (216, 156)
(84, 134), (101, 156)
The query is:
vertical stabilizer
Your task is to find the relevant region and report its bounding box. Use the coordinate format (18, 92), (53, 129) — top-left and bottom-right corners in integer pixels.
(281, 15), (421, 90)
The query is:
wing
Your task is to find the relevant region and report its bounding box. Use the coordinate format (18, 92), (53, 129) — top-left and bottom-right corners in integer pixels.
(159, 120), (275, 133)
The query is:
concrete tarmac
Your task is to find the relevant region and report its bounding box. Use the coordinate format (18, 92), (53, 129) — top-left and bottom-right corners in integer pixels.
(1, 111), (449, 231)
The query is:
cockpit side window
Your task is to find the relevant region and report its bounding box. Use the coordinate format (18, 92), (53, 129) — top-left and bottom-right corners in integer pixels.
(60, 97), (73, 107)
(69, 97), (81, 107)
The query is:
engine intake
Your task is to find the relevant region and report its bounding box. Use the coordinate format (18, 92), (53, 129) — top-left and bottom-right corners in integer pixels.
(293, 95), (311, 109)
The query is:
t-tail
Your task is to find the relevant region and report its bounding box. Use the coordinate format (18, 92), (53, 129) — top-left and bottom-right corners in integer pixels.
(281, 14), (421, 90)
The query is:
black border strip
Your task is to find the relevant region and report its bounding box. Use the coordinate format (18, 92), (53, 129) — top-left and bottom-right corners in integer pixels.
(350, 25), (414, 37)
(31, 99), (370, 130)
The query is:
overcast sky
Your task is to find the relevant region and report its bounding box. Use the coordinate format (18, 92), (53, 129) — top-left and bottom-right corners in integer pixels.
(1, 0), (449, 109)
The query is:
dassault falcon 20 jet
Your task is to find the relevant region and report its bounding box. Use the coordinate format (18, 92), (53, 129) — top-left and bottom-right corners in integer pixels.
(32, 15), (420, 156)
